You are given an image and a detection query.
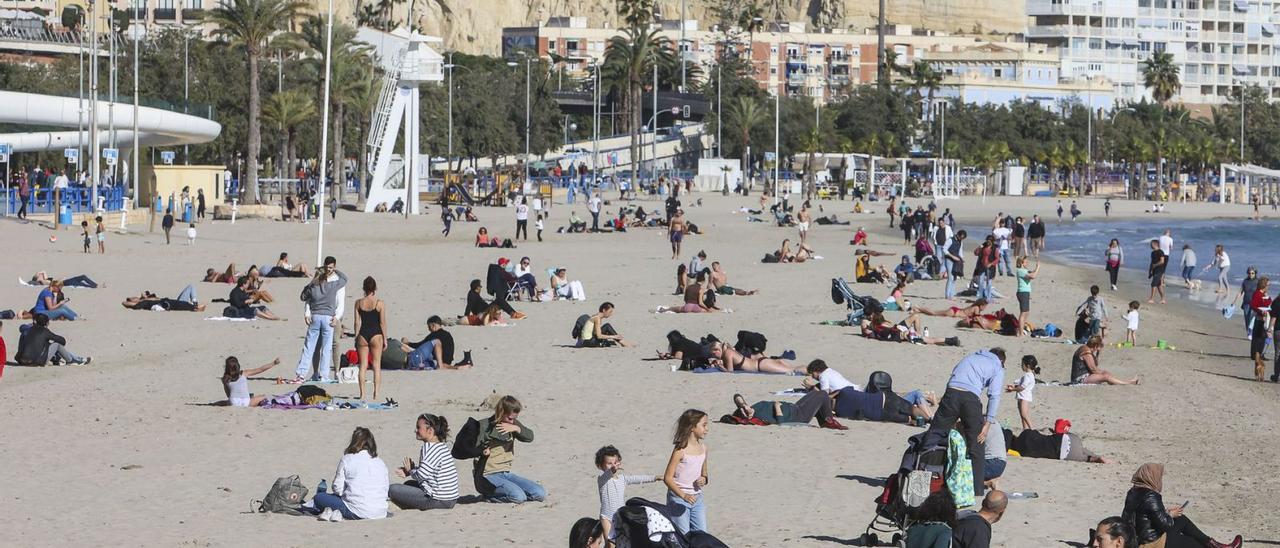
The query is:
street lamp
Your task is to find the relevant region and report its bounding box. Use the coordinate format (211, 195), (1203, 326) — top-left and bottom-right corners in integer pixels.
(773, 92), (779, 204)
(443, 54), (472, 177)
(514, 51), (531, 184)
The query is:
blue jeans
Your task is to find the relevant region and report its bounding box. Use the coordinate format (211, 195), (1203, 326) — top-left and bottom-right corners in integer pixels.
(295, 314), (335, 380)
(1244, 307), (1255, 334)
(985, 458), (1007, 480)
(407, 339), (439, 370)
(666, 491), (707, 534)
(1181, 265), (1195, 283)
(312, 492), (360, 520)
(999, 249), (1012, 275)
(902, 389), (925, 407)
(484, 471), (546, 503)
(977, 272), (993, 301)
(43, 307), (78, 321)
(176, 284), (197, 304)
(943, 259), (957, 299)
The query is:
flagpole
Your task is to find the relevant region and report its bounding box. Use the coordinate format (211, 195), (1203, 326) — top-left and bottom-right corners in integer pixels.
(315, 0), (336, 263)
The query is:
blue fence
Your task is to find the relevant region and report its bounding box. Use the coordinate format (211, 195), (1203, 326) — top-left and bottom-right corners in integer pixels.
(3, 185), (127, 215)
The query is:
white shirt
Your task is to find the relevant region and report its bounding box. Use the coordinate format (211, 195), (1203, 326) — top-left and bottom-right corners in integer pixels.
(532, 197), (543, 211)
(818, 368), (857, 393)
(1158, 235), (1173, 256)
(1124, 309), (1140, 331)
(332, 450), (389, 519)
(1216, 252), (1231, 269)
(515, 204), (529, 221)
(588, 196), (601, 213)
(1015, 371), (1035, 402)
(992, 227), (1012, 251)
(514, 264), (533, 277)
(186, 227), (197, 239)
(53, 174), (69, 189)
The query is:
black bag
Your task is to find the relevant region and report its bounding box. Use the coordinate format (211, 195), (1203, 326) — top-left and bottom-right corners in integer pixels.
(734, 330), (768, 356)
(222, 305), (240, 318)
(859, 295), (885, 316)
(703, 289), (717, 309)
(867, 370), (893, 393)
(295, 385), (328, 401)
(451, 417), (485, 460)
(571, 314), (591, 339)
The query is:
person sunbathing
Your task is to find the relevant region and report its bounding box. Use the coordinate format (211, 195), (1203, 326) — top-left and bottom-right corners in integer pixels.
(709, 262), (757, 296)
(28, 272), (102, 288)
(778, 238), (815, 263)
(915, 298), (989, 318)
(267, 253), (309, 277)
(121, 285), (207, 312)
(706, 341), (804, 374)
(955, 309), (1010, 331)
(1071, 336), (1139, 385)
(656, 272), (725, 313)
(859, 311), (960, 346)
(727, 393), (847, 429)
(829, 386), (938, 426)
(205, 264), (238, 283)
(854, 248), (895, 257)
(475, 226), (514, 248)
(244, 265), (275, 303)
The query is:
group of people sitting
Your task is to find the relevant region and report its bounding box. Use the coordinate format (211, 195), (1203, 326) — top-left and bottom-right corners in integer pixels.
(474, 227), (516, 248)
(724, 361), (939, 429)
(762, 239), (816, 263)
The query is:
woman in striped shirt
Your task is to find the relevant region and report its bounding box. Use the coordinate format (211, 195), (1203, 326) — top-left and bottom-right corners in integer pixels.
(390, 413), (460, 510)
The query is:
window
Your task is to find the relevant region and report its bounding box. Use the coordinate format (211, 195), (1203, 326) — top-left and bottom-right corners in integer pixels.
(1139, 41), (1152, 51)
(186, 0), (201, 8)
(993, 68), (1003, 77)
(1106, 17), (1119, 27)
(1089, 38), (1102, 49)
(547, 39), (556, 51)
(565, 39), (579, 51)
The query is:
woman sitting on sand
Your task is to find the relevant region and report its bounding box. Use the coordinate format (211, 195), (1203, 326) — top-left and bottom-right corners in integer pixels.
(121, 285), (206, 312)
(244, 265), (274, 303)
(28, 272), (102, 288)
(220, 356), (281, 407)
(915, 299), (989, 319)
(310, 427), (390, 521)
(775, 238), (815, 263)
(204, 264), (238, 284)
(855, 253), (890, 284)
(389, 413), (460, 511)
(706, 340), (804, 374)
(726, 392), (848, 429)
(475, 227), (514, 248)
(550, 268), (587, 301)
(1122, 463), (1241, 548)
(228, 276), (283, 320)
(656, 273), (727, 314)
(859, 311), (961, 346)
(1071, 336), (1139, 385)
(266, 253), (308, 278)
(31, 280), (78, 321)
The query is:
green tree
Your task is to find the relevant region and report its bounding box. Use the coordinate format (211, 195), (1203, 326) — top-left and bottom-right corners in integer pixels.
(300, 17), (371, 200)
(1141, 51), (1181, 104)
(261, 88), (316, 180)
(726, 95), (767, 176)
(603, 23), (675, 185)
(206, 0), (309, 203)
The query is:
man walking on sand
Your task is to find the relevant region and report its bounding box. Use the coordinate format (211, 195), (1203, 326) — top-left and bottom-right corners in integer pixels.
(927, 347), (1006, 498)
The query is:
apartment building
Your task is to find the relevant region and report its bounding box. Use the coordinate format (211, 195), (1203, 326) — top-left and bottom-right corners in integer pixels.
(1026, 0), (1280, 104)
(923, 43), (1115, 110)
(503, 18), (1023, 104)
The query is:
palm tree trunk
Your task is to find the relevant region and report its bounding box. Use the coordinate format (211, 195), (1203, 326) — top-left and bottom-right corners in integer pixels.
(629, 81), (640, 187)
(357, 111), (369, 206)
(331, 103), (345, 204)
(286, 129), (296, 183)
(246, 52), (262, 204)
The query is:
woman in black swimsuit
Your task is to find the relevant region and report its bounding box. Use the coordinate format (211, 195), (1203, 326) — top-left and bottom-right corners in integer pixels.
(353, 276), (388, 400)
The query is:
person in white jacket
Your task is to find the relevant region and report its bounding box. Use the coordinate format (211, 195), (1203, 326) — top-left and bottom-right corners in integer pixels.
(314, 427), (389, 521)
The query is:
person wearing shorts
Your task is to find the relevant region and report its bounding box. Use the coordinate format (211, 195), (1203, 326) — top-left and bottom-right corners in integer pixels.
(1015, 257), (1038, 338)
(1147, 239), (1168, 304)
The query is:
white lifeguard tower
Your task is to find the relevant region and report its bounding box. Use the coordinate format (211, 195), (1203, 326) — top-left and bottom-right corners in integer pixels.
(359, 27), (444, 214)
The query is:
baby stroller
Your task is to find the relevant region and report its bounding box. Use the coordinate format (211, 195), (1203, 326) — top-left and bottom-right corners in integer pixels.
(861, 431), (949, 547)
(831, 277), (880, 324)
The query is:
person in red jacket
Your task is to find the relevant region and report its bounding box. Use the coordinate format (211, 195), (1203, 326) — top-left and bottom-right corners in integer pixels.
(1249, 277), (1272, 381)
(0, 320), (7, 380)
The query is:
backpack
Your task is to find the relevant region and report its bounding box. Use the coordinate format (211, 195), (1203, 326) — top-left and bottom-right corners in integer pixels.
(451, 417), (485, 460)
(859, 295), (885, 316)
(571, 314), (591, 339)
(734, 330), (768, 356)
(866, 370), (893, 393)
(254, 475), (308, 515)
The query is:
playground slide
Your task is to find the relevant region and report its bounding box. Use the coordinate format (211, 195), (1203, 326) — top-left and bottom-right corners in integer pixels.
(443, 183), (499, 206)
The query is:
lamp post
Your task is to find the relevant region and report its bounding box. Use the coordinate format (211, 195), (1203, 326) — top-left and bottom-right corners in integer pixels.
(183, 30), (190, 165)
(716, 61), (722, 157)
(592, 59), (600, 178)
(679, 0), (686, 92)
(773, 92), (779, 204)
(521, 52), (531, 184)
(132, 3), (140, 208)
(651, 57), (658, 183)
(315, 0), (336, 261)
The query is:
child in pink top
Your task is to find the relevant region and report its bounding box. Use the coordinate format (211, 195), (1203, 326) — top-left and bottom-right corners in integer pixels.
(663, 409), (709, 534)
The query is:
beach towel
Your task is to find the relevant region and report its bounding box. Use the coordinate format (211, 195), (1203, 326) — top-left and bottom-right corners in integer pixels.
(204, 316), (256, 322)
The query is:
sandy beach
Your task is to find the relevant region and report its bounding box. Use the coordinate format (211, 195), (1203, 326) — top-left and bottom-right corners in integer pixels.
(1, 193), (1276, 547)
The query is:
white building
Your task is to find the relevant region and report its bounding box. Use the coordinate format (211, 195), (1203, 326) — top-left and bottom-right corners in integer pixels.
(923, 43), (1116, 111)
(1026, 0), (1280, 104)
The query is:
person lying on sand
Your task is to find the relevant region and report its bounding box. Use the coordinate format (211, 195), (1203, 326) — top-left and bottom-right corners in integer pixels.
(28, 272), (102, 288)
(915, 298), (989, 319)
(706, 341), (803, 374)
(726, 392), (848, 430)
(265, 253), (309, 278)
(122, 285), (207, 312)
(204, 264), (238, 283)
(656, 272), (730, 313)
(860, 311), (961, 346)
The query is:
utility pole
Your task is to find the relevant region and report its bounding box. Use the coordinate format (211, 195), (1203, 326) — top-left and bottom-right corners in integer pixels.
(773, 93), (779, 204)
(132, 1), (141, 208)
(524, 56), (531, 184)
(716, 61), (722, 157)
(652, 59), (658, 182)
(679, 0), (686, 92)
(446, 52), (453, 174)
(184, 31), (190, 164)
(877, 0), (887, 87)
(90, 0), (100, 194)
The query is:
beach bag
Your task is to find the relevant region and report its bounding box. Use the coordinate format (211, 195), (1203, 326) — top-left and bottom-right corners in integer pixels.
(451, 417), (485, 460)
(341, 349), (358, 367)
(867, 371), (893, 393)
(222, 305), (240, 318)
(761, 253), (780, 264)
(295, 385), (328, 401)
(381, 338), (408, 370)
(859, 295), (885, 316)
(734, 330), (768, 356)
(254, 475), (308, 515)
(571, 314), (591, 339)
(337, 366), (359, 384)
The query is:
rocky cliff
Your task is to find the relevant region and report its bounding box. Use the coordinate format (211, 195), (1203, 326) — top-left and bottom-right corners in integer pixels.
(377, 0), (1026, 55)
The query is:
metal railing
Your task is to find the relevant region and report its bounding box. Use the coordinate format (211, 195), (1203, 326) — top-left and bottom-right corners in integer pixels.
(4, 185), (127, 215)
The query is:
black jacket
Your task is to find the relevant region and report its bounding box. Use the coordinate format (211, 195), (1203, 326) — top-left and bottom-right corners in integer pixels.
(1122, 487), (1177, 544)
(15, 325), (66, 365)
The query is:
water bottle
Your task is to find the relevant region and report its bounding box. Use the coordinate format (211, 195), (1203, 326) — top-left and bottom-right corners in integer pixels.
(317, 479), (327, 495)
(923, 327), (930, 338)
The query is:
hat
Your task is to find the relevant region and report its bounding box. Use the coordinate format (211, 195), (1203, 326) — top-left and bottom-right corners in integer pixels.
(1053, 418), (1072, 435)
(497, 258), (510, 266)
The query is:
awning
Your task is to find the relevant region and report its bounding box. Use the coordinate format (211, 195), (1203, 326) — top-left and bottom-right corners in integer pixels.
(1234, 0), (1249, 12)
(1232, 65), (1251, 75)
(1105, 38), (1123, 45)
(1122, 39), (1140, 47)
(1263, 23), (1275, 35)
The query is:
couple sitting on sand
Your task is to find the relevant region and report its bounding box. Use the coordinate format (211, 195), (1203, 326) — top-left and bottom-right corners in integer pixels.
(762, 239), (816, 263)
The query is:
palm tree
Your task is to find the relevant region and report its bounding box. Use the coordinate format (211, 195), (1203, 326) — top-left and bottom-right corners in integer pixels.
(207, 0), (307, 204)
(1142, 51), (1181, 104)
(882, 49), (901, 84)
(301, 17), (371, 201)
(602, 24), (674, 188)
(726, 95), (767, 180)
(908, 59), (942, 119)
(348, 71), (379, 206)
(801, 129), (821, 196)
(737, 1), (765, 60)
(261, 88), (316, 182)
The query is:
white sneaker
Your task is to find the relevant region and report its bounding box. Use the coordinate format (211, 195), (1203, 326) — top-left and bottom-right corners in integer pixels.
(318, 508), (333, 521)
(328, 510), (343, 522)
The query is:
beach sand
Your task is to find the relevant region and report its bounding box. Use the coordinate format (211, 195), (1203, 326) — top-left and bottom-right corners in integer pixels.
(0, 194), (1275, 547)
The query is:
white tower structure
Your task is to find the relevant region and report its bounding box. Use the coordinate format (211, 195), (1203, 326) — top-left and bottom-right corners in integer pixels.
(360, 27), (444, 214)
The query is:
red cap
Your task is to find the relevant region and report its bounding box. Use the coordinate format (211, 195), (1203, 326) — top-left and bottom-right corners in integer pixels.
(1053, 419), (1072, 435)
(498, 258), (510, 266)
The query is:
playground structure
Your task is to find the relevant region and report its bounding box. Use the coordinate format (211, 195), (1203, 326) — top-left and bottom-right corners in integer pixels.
(437, 169), (553, 208)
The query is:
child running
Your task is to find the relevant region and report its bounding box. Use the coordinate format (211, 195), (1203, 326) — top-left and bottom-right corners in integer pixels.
(1124, 301), (1141, 347)
(595, 445), (659, 540)
(663, 409), (709, 534)
(1005, 355), (1039, 430)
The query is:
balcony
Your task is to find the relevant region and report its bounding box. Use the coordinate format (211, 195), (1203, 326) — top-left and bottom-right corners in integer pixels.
(154, 8), (176, 20)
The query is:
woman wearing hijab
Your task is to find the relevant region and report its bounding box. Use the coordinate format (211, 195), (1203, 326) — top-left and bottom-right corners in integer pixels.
(1121, 463), (1241, 548)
